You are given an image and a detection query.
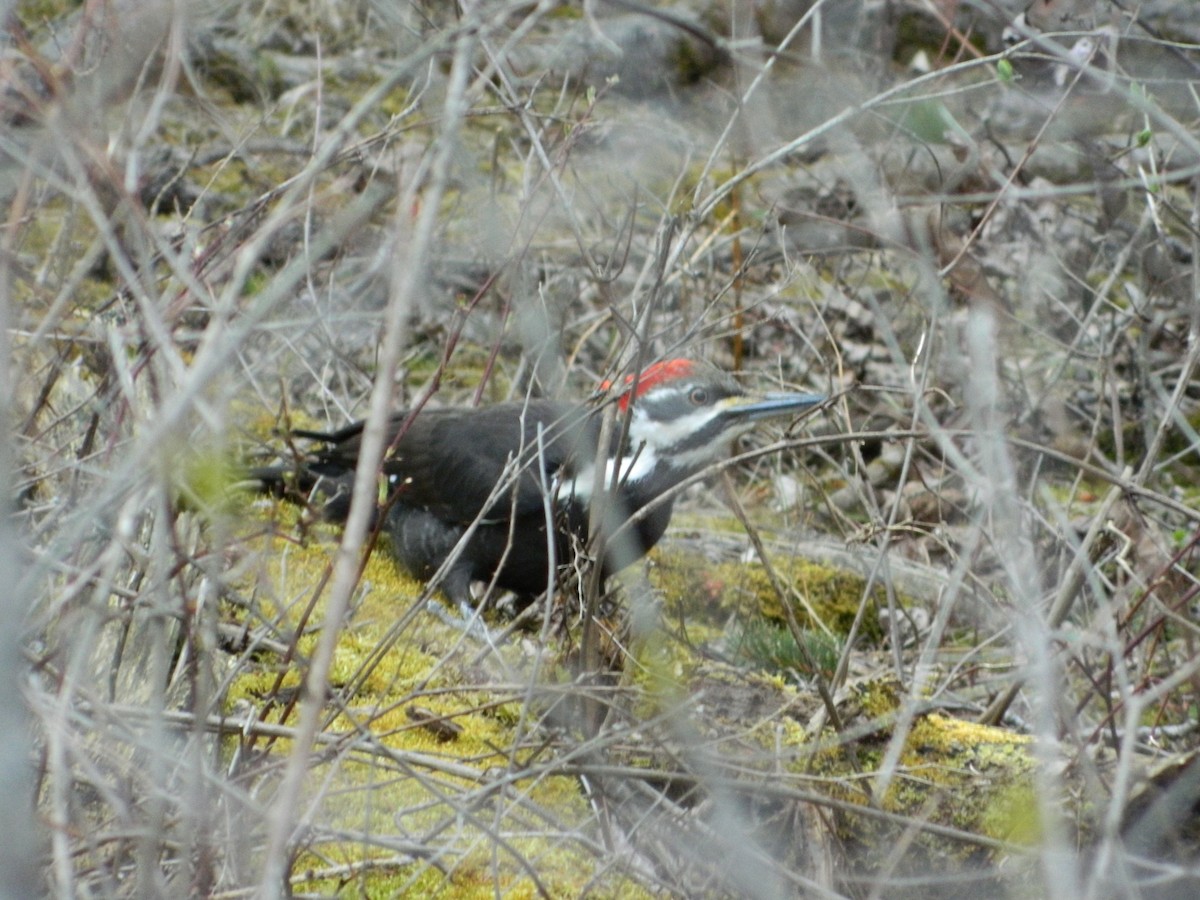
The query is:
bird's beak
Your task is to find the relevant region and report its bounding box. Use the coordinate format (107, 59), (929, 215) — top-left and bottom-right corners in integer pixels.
(725, 392), (825, 422)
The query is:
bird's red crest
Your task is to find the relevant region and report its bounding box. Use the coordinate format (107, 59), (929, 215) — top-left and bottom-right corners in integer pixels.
(601, 359), (697, 411)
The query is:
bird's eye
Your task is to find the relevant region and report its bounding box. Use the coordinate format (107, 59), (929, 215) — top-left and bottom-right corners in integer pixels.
(689, 387), (709, 405)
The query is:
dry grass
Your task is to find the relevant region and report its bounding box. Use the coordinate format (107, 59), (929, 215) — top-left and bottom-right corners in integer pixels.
(6, 0), (1200, 897)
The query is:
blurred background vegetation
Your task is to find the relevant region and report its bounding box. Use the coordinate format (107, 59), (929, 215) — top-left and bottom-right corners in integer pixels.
(5, 0), (1200, 896)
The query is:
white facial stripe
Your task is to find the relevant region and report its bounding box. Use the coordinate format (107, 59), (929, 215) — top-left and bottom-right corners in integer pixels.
(630, 406), (707, 449)
(560, 452), (657, 505)
(559, 398), (766, 503)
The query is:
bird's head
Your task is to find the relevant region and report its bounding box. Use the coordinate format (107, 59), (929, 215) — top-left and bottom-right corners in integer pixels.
(600, 359), (824, 477)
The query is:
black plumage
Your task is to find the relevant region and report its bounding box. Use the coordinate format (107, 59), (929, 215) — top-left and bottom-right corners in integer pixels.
(252, 360), (823, 608)
(255, 400), (657, 606)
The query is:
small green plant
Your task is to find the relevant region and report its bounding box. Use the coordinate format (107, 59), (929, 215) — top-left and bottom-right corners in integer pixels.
(733, 618), (842, 679)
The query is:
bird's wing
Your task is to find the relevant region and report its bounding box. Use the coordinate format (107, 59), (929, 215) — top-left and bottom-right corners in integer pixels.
(389, 402), (595, 523)
(302, 401), (596, 524)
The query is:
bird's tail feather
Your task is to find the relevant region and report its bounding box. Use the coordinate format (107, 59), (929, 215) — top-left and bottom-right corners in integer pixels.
(246, 463), (361, 526)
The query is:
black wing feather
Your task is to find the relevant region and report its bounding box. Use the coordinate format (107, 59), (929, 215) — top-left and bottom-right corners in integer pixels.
(266, 401), (597, 524)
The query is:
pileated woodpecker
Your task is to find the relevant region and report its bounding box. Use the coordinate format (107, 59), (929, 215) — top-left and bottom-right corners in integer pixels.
(254, 359), (822, 607)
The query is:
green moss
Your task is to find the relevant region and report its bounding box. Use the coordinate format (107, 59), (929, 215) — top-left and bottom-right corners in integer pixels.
(7, 197), (109, 320)
(626, 621), (689, 718)
(227, 507), (661, 896)
(232, 484), (1031, 894)
(651, 545), (888, 642)
(799, 675), (1037, 883)
(852, 674), (905, 719)
(173, 446), (246, 519)
(14, 0), (80, 29)
(979, 778), (1042, 846)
